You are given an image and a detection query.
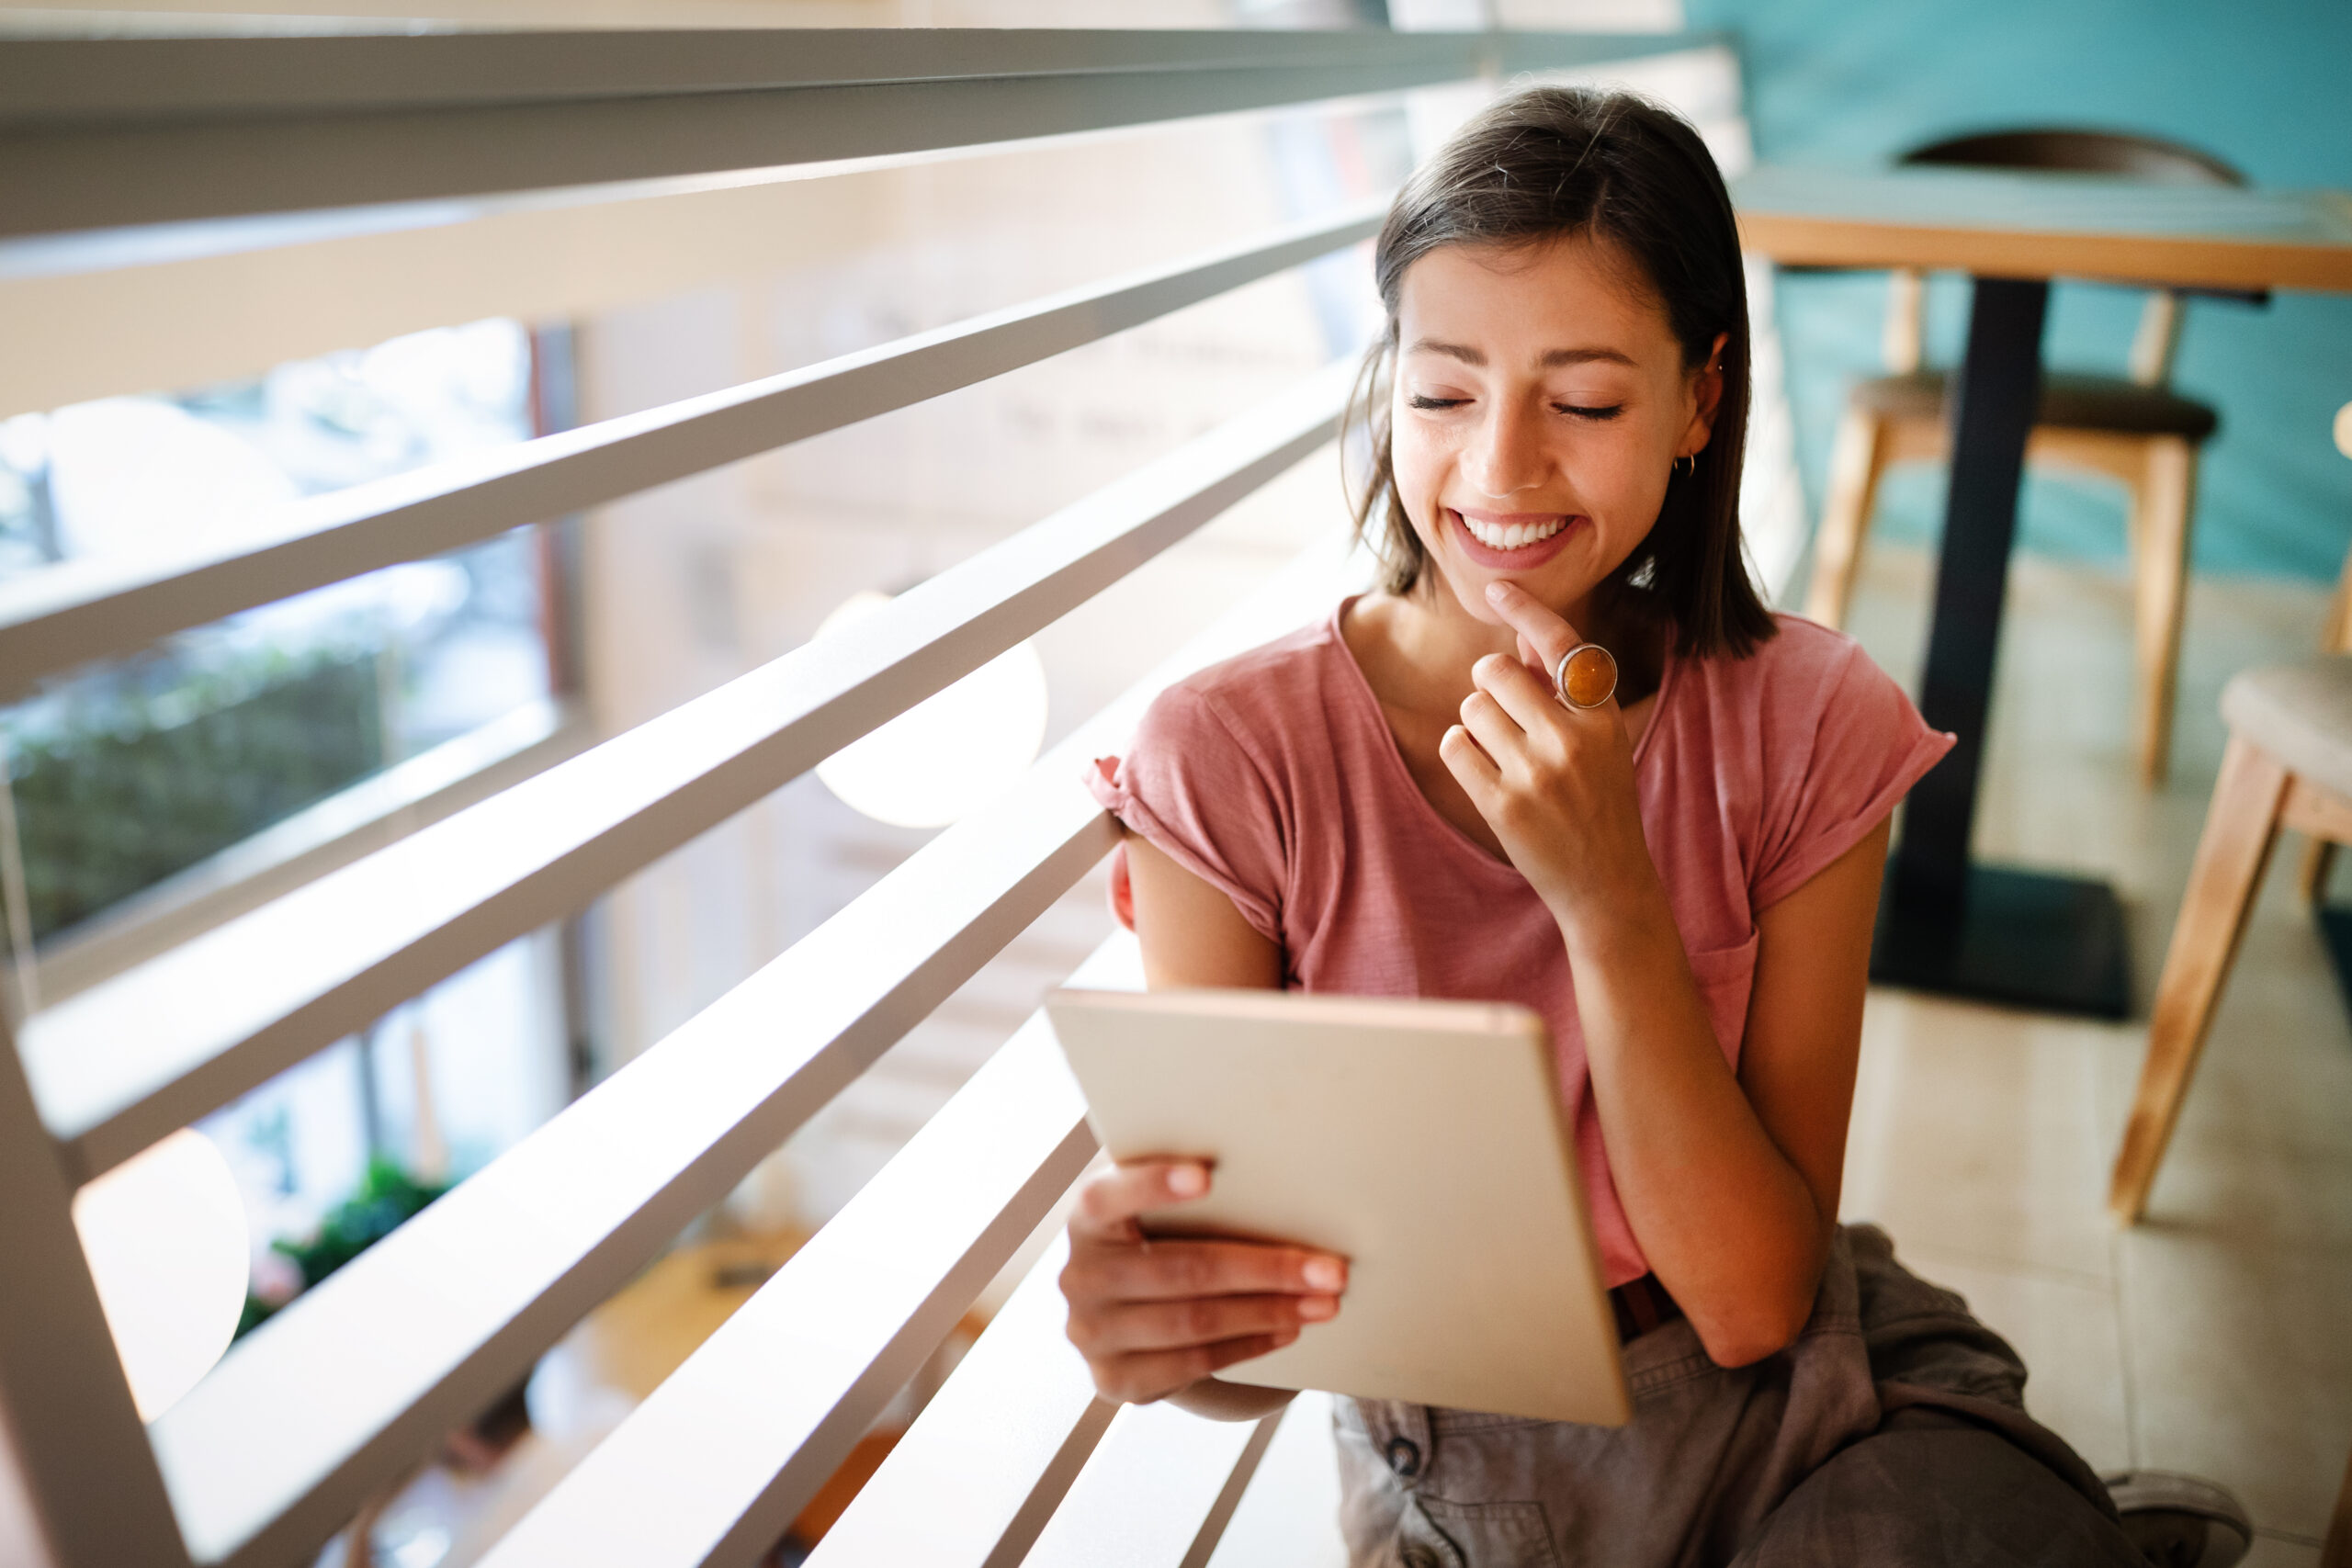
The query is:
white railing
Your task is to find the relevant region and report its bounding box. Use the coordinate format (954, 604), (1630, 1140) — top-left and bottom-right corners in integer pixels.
(0, 24), (1705, 1568)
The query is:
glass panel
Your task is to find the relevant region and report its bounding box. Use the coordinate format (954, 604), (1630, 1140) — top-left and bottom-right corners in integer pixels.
(0, 319), (552, 946)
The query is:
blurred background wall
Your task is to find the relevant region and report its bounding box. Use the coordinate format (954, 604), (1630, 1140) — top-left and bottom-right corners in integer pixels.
(1690, 0), (2352, 581)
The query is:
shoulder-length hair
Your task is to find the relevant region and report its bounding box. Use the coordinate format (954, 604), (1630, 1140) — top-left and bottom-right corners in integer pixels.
(1347, 85), (1776, 659)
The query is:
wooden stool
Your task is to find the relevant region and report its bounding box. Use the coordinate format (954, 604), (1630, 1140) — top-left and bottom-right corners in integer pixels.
(2109, 654), (2352, 1223)
(2295, 402), (2352, 903)
(1802, 129), (2261, 788)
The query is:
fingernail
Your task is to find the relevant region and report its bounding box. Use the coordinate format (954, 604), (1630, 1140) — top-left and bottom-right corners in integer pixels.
(1167, 1164), (1206, 1197)
(1304, 1258), (1343, 1291)
(1298, 1295), (1338, 1322)
(1485, 581), (1509, 601)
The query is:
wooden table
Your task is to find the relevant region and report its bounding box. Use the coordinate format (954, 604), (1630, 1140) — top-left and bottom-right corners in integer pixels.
(1731, 164), (2352, 1018)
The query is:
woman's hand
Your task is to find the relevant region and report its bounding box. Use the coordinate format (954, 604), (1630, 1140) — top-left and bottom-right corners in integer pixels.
(1437, 580), (1658, 926)
(1060, 1157), (1346, 1405)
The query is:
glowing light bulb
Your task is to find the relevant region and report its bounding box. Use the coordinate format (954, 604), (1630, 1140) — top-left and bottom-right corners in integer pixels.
(814, 591), (1050, 829)
(72, 1129), (249, 1422)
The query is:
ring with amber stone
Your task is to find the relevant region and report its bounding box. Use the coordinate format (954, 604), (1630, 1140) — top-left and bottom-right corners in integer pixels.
(1553, 643), (1618, 710)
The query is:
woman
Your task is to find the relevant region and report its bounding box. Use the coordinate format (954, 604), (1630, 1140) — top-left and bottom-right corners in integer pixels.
(1061, 86), (2223, 1566)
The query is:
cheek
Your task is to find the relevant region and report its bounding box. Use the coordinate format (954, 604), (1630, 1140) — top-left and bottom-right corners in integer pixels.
(1386, 417), (1450, 541)
(1587, 441), (1661, 509)
(1388, 416), (1442, 497)
(1582, 419), (1676, 526)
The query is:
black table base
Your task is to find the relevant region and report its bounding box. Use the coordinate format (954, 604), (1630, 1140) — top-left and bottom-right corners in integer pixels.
(1871, 865), (2130, 1020)
(2315, 907), (2352, 1015)
(1869, 274), (2136, 1020)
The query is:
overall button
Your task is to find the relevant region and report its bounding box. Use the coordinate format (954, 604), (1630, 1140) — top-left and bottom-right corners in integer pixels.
(1385, 1435), (1422, 1479)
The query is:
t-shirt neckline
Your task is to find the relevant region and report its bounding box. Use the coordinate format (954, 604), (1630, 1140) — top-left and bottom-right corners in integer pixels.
(1324, 593), (1679, 874)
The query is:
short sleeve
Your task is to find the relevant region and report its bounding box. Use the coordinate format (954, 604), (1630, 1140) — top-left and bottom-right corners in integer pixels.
(1749, 642), (1954, 911)
(1086, 682), (1289, 943)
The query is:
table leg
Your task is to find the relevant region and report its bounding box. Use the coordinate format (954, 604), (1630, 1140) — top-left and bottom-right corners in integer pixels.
(1869, 275), (2132, 1019)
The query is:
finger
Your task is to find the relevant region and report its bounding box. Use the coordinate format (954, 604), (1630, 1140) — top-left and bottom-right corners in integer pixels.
(1073, 1239), (1348, 1303)
(1070, 1158), (1211, 1240)
(1458, 686), (1531, 771)
(1080, 1291), (1340, 1358)
(1439, 722), (1502, 797)
(1484, 580), (1582, 674)
(1096, 1330), (1301, 1405)
(1472, 650), (1568, 735)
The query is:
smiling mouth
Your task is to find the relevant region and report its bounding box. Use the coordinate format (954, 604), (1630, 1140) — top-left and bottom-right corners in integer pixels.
(1453, 510), (1571, 551)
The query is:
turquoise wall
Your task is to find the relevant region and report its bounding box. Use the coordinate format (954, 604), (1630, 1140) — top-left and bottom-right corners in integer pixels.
(1687, 0), (2352, 581)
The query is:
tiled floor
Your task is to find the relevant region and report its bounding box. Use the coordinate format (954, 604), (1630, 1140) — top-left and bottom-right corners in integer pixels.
(1216, 540), (2352, 1563)
(1840, 543), (2352, 1559)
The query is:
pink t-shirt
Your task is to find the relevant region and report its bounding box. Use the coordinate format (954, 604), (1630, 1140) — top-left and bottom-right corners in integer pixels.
(1088, 598), (1953, 1288)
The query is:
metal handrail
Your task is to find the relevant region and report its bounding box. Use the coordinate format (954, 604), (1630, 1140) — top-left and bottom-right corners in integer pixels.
(148, 525), (1357, 1568)
(27, 363), (1351, 1185)
(475, 997), (1106, 1568)
(0, 28), (1694, 238)
(803, 1235), (1117, 1568)
(0, 204), (1380, 694)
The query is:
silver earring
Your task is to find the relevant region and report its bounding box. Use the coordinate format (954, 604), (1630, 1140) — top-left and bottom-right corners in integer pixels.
(1674, 454), (1695, 479)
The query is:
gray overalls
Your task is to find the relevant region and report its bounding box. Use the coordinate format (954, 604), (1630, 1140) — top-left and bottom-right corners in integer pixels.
(1335, 1225), (2145, 1566)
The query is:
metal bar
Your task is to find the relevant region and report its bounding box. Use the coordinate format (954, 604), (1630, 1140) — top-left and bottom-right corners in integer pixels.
(147, 531), (1356, 1568)
(0, 167), (893, 423)
(1199, 1390), (1348, 1563)
(1871, 276), (2132, 1019)
(473, 997), (1108, 1568)
(0, 1013), (192, 1567)
(0, 28), (1682, 122)
(156, 751), (1109, 1568)
(806, 1238), (1120, 1568)
(23, 362), (1350, 1187)
(1893, 275), (2051, 908)
(0, 29), (1696, 238)
(0, 205), (1376, 695)
(1023, 1400), (1287, 1568)
(34, 697), (587, 1009)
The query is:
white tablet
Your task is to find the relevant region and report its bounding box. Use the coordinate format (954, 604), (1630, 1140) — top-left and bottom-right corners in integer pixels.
(1045, 987), (1629, 1426)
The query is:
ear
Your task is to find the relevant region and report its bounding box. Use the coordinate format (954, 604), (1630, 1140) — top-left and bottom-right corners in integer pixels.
(1680, 331), (1730, 457)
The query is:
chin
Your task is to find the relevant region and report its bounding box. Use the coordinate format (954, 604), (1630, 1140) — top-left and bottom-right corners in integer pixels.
(1432, 554), (1599, 627)
(1442, 572), (1515, 626)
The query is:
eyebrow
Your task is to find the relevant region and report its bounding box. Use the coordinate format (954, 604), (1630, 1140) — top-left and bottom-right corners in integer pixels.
(1405, 338), (1637, 369)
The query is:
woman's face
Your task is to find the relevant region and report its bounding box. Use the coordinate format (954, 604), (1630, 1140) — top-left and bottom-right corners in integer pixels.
(1388, 234), (1722, 628)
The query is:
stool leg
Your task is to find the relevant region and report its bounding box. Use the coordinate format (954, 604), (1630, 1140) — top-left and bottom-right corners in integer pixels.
(2109, 735), (2290, 1224)
(2323, 538), (2352, 655)
(2132, 436), (2197, 789)
(1803, 406), (1892, 630)
(2295, 547), (2352, 906)
(2324, 1438), (2352, 1568)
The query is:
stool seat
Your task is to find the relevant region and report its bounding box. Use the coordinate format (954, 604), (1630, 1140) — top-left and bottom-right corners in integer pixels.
(1851, 370), (2221, 441)
(2221, 655), (2352, 798)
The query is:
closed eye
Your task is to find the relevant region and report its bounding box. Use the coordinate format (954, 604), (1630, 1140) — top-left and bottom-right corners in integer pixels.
(1555, 403), (1623, 421)
(1407, 395), (1466, 411)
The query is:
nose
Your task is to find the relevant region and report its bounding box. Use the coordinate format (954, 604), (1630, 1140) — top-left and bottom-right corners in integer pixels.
(1460, 399), (1549, 500)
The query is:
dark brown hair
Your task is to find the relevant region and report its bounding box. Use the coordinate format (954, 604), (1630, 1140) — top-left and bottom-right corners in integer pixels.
(1346, 85), (1776, 659)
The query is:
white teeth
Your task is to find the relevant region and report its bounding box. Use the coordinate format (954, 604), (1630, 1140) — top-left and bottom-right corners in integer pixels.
(1459, 513), (1566, 551)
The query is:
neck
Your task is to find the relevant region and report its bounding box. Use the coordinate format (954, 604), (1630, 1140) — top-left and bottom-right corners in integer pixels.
(1400, 577), (1519, 670)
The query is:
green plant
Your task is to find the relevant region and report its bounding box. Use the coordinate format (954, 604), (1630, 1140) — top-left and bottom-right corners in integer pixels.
(237, 1156), (449, 1338)
(8, 651), (381, 941)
